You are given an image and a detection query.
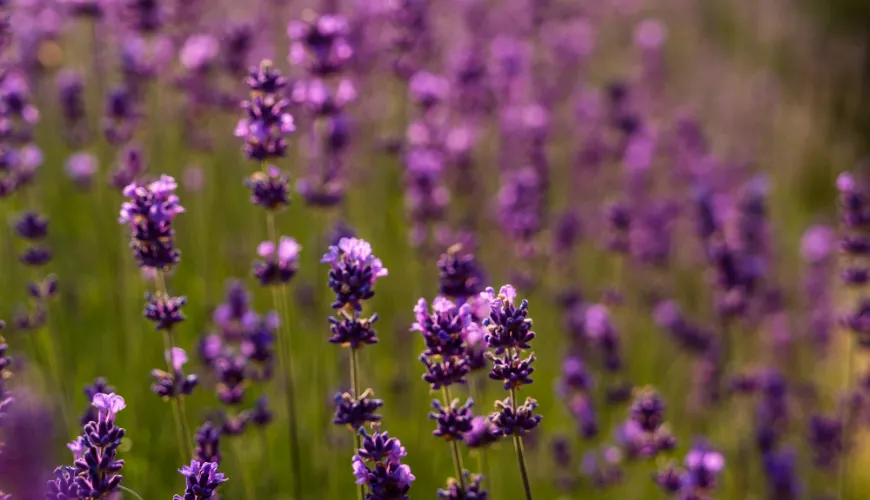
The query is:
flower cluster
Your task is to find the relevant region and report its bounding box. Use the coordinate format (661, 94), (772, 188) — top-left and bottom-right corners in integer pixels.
(437, 244), (484, 303)
(352, 428), (415, 500)
(617, 387), (676, 459)
(252, 237), (301, 287)
(245, 165), (290, 211)
(655, 442), (725, 499)
(119, 175), (184, 269)
(414, 296), (474, 391)
(172, 460), (228, 500)
(194, 422), (222, 464)
(151, 347), (199, 399)
(235, 60), (295, 162)
(72, 393), (127, 498)
(287, 15), (353, 77)
(322, 237), (388, 311)
(333, 389), (383, 431)
(558, 356), (598, 439)
(430, 398), (474, 441)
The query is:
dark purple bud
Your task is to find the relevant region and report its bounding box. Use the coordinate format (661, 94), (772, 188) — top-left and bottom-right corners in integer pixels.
(490, 396), (542, 437)
(329, 313), (378, 349)
(195, 422), (222, 464)
(333, 389), (383, 430)
(429, 398), (474, 441)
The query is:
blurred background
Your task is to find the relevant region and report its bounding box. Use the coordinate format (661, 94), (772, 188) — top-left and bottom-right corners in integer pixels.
(1, 0), (870, 498)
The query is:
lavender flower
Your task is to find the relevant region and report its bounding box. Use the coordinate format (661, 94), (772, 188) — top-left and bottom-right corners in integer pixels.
(236, 61), (295, 162)
(287, 15), (353, 76)
(194, 422), (221, 464)
(252, 237), (300, 286)
(352, 428), (415, 500)
(490, 396), (542, 437)
(437, 244), (484, 302)
(172, 460), (228, 500)
(245, 166), (290, 210)
(74, 393), (126, 498)
(329, 313), (379, 348)
(321, 237), (388, 310)
(103, 87), (137, 145)
(119, 175), (184, 269)
(430, 398), (474, 440)
(65, 152), (98, 189)
(438, 471), (488, 499)
(482, 285), (535, 354)
(151, 347), (199, 399)
(45, 466), (80, 499)
(143, 292), (187, 330)
(79, 378), (115, 425)
(333, 389), (383, 430)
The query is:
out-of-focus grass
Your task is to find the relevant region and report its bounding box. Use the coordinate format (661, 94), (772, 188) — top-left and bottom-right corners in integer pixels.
(0, 0), (868, 498)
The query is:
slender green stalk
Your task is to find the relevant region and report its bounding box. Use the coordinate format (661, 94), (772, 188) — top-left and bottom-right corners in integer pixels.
(837, 335), (856, 499)
(231, 438), (256, 500)
(349, 344), (365, 500)
(264, 181), (303, 499)
(442, 385), (467, 494)
(155, 270), (191, 462)
(468, 377), (489, 483)
(118, 485), (145, 500)
(509, 387), (533, 500)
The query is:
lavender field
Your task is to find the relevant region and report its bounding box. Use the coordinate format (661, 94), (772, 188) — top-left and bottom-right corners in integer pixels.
(0, 0), (868, 499)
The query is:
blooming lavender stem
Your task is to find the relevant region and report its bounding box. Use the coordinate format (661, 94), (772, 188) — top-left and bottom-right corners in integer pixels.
(350, 343), (365, 500)
(441, 385), (468, 494)
(510, 386), (533, 500)
(155, 270), (192, 462)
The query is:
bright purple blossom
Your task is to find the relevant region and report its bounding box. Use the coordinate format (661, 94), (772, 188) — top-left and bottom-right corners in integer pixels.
(322, 237), (388, 310)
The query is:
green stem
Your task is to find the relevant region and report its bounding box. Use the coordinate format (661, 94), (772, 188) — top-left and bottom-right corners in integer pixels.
(837, 335), (856, 499)
(231, 438), (256, 500)
(442, 385), (467, 495)
(118, 485), (145, 500)
(510, 387), (533, 500)
(350, 346), (365, 500)
(156, 270), (191, 462)
(468, 377), (489, 482)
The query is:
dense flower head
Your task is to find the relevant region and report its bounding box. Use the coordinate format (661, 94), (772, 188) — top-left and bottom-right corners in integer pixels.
(151, 347), (199, 399)
(214, 354), (247, 405)
(240, 313), (278, 372)
(287, 14), (353, 76)
(437, 471), (488, 499)
(321, 237), (388, 310)
(352, 427), (414, 500)
(490, 396), (542, 436)
(559, 356), (594, 394)
(235, 93), (296, 161)
(329, 313), (379, 349)
(482, 285), (535, 353)
(430, 398), (474, 440)
(333, 389), (383, 430)
(412, 296), (471, 357)
(194, 422), (221, 464)
(253, 237), (301, 286)
(173, 460), (228, 500)
(143, 292), (187, 331)
(487, 350), (535, 390)
(74, 393), (126, 498)
(45, 465), (80, 499)
(463, 416), (500, 448)
(245, 166), (290, 210)
(437, 244), (484, 301)
(16, 211), (47, 240)
(119, 175), (184, 269)
(421, 353), (470, 390)
(630, 387), (666, 432)
(683, 441), (724, 493)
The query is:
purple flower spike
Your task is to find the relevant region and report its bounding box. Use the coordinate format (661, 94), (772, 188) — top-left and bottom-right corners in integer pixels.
(173, 460), (228, 500)
(152, 347), (199, 399)
(195, 422), (221, 464)
(329, 313), (379, 349)
(253, 237), (301, 286)
(490, 397), (542, 437)
(322, 237), (388, 310)
(430, 398), (475, 441)
(482, 285), (535, 354)
(74, 393), (127, 498)
(333, 389), (383, 430)
(144, 292), (187, 331)
(437, 244), (484, 302)
(45, 465), (81, 499)
(245, 166), (290, 211)
(237, 61), (295, 162)
(119, 175), (185, 269)
(352, 428), (414, 499)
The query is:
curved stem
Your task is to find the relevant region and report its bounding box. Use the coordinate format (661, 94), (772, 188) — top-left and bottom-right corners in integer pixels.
(350, 346), (365, 500)
(510, 387), (533, 500)
(442, 385), (467, 496)
(118, 485), (145, 500)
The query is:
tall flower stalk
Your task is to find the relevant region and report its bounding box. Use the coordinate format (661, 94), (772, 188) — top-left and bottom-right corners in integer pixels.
(236, 59), (302, 497)
(323, 237), (388, 499)
(482, 285), (541, 500)
(119, 175), (191, 460)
